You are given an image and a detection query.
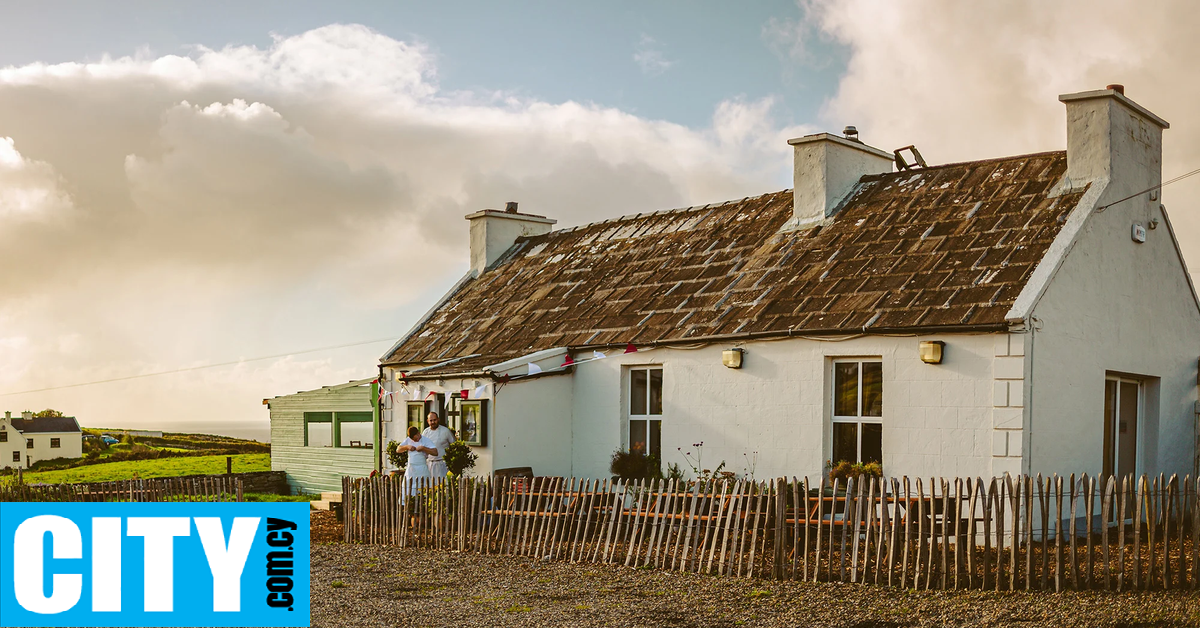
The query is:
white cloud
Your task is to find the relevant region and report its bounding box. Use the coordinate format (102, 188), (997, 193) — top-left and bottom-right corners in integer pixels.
(0, 24), (797, 435)
(800, 0), (1200, 266)
(633, 34), (675, 77)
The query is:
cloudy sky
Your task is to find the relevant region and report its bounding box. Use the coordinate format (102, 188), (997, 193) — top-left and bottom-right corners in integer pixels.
(1, 1), (1197, 440)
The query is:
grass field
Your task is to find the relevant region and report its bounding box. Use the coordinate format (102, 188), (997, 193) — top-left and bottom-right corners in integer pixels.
(17, 453), (271, 484)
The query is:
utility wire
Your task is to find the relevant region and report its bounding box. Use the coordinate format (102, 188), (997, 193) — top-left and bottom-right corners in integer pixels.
(1096, 166), (1200, 212)
(0, 336), (397, 397)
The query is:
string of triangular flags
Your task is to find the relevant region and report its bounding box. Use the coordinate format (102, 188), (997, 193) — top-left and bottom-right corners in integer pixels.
(377, 343), (646, 406)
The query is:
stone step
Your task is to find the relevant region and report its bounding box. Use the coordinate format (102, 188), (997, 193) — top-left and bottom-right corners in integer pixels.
(320, 491), (343, 503)
(310, 499), (333, 511)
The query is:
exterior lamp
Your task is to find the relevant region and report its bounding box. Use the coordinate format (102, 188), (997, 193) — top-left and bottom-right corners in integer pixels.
(722, 348), (744, 369)
(919, 340), (945, 364)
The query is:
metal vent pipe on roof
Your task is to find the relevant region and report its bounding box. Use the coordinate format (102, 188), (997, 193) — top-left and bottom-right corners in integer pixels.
(843, 125), (859, 142)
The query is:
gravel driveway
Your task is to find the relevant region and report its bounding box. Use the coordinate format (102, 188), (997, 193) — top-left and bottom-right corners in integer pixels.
(309, 540), (1200, 627)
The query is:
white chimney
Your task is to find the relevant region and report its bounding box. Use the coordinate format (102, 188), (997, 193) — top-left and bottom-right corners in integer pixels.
(786, 132), (893, 231)
(465, 202), (556, 274)
(21, 411), (32, 420)
(1059, 85), (1168, 193)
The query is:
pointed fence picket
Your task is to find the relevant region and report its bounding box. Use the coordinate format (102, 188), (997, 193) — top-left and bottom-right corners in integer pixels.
(341, 473), (1200, 591)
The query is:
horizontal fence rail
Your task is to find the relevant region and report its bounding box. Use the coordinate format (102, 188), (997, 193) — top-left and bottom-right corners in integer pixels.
(0, 476), (244, 502)
(344, 473), (1200, 591)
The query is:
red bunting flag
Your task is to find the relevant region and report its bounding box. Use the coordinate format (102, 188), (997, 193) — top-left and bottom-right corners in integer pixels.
(562, 354), (575, 367)
(624, 343), (638, 354)
(460, 388), (470, 399)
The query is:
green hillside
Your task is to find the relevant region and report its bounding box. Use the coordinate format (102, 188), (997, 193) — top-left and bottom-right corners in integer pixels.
(19, 453), (270, 484)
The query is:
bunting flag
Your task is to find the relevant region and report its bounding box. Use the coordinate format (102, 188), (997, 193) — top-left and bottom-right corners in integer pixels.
(624, 343), (638, 354)
(527, 362), (543, 375)
(592, 350), (607, 360)
(561, 354), (575, 367)
(460, 388), (470, 399)
(473, 384), (488, 398)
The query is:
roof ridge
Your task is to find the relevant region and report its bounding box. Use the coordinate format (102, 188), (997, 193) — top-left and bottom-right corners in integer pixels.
(541, 189), (791, 238)
(864, 150), (1066, 180)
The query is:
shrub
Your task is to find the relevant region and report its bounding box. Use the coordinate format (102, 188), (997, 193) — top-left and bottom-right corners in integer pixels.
(444, 440), (477, 477)
(827, 460), (883, 483)
(609, 448), (661, 482)
(385, 441), (408, 469)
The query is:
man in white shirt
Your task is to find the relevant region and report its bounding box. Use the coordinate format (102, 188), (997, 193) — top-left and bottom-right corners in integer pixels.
(422, 411), (456, 479)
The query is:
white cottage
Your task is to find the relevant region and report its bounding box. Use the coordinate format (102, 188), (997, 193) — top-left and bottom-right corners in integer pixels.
(378, 86), (1200, 483)
(0, 411), (83, 469)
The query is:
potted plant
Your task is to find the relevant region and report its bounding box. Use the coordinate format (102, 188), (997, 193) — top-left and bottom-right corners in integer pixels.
(386, 440), (408, 475)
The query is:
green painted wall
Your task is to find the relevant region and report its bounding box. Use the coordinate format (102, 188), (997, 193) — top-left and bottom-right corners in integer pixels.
(268, 380), (376, 494)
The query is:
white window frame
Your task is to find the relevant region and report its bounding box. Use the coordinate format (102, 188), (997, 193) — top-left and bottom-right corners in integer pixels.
(830, 358), (883, 465)
(627, 366), (664, 460)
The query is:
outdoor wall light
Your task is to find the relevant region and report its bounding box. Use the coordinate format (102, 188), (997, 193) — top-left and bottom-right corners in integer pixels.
(919, 340), (945, 364)
(722, 348), (744, 369)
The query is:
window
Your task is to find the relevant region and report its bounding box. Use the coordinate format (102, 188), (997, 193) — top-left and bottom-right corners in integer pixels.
(406, 402), (426, 433)
(1103, 376), (1141, 479)
(11, 451), (19, 463)
(26, 438), (34, 450)
(628, 367), (663, 460)
(460, 401), (488, 447)
(337, 412), (373, 448)
(831, 360), (883, 465)
(50, 438), (60, 448)
(305, 412), (333, 447)
(0, 431), (6, 443)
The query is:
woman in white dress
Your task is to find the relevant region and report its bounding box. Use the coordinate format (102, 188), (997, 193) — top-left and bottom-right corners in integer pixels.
(398, 426), (438, 496)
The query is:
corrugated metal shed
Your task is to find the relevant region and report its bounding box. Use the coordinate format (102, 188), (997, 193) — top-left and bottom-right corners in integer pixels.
(385, 151), (1086, 370)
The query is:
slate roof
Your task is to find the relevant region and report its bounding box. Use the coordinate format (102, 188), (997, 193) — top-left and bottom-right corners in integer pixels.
(384, 151), (1086, 370)
(10, 416), (81, 433)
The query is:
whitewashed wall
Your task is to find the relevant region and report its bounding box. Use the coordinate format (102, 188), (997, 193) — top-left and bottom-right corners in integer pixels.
(568, 334), (1004, 481)
(1028, 200), (1200, 479)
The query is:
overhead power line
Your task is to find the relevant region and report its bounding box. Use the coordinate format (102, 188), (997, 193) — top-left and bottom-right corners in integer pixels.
(1096, 166), (1200, 212)
(0, 336), (397, 397)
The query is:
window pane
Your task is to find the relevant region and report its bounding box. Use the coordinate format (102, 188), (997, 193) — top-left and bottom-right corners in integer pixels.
(649, 369), (663, 415)
(861, 423), (882, 464)
(833, 362), (859, 417)
(861, 362), (882, 417)
(630, 419), (647, 454)
(340, 422), (372, 448)
(832, 422), (858, 464)
(407, 404), (425, 432)
(631, 369), (648, 416)
(461, 404), (480, 444)
(649, 419), (661, 460)
(1117, 381), (1139, 479)
(308, 422), (332, 448)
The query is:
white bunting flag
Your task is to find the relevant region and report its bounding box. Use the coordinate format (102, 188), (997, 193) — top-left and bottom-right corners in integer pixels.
(474, 384), (488, 398)
(527, 362), (542, 375)
(592, 350), (607, 360)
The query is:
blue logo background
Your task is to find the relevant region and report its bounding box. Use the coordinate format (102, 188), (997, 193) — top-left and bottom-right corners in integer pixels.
(0, 502), (309, 627)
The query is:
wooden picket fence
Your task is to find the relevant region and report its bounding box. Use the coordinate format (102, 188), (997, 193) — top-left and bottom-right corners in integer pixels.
(344, 473), (1200, 591)
(0, 476), (244, 502)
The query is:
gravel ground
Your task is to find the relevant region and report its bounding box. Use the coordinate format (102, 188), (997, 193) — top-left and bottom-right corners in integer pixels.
(309, 529), (1200, 627)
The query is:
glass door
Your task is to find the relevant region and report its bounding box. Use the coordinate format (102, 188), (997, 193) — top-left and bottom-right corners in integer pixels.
(1102, 377), (1140, 480)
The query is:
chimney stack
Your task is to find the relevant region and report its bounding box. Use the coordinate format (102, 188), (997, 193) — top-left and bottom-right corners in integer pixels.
(465, 203), (556, 274)
(21, 411), (32, 420)
(4, 411), (9, 419)
(1059, 86), (1168, 193)
(786, 132), (893, 230)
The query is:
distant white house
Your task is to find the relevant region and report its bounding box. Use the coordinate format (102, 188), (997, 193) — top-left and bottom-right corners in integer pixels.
(0, 411), (83, 469)
(376, 86), (1199, 484)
